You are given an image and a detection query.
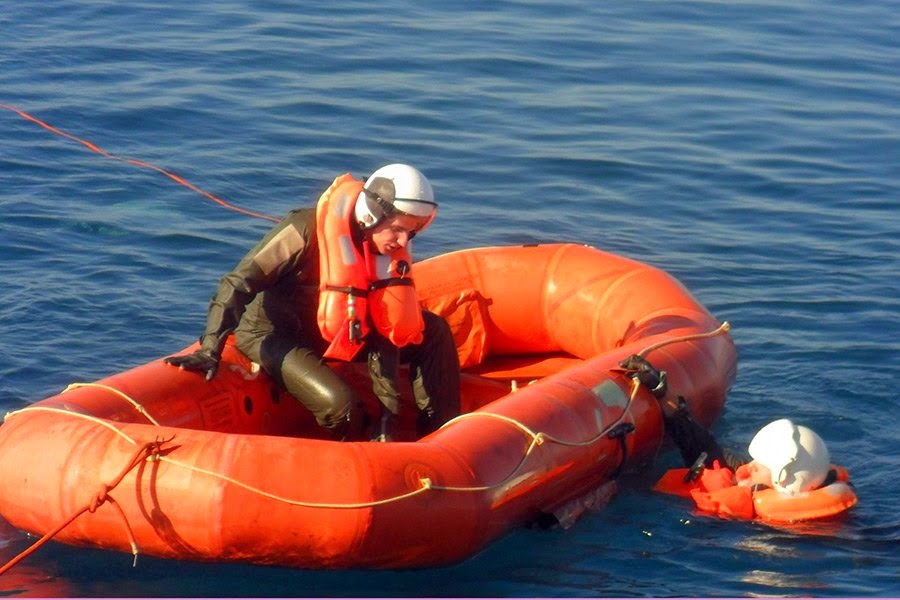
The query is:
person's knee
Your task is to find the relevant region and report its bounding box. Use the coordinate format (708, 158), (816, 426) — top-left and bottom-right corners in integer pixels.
(309, 385), (357, 429)
(277, 347), (358, 430)
(421, 311), (458, 361)
(423, 311), (452, 342)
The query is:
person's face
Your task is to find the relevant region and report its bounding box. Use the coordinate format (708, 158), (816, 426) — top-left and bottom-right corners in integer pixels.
(368, 214), (429, 254)
(737, 460), (773, 488)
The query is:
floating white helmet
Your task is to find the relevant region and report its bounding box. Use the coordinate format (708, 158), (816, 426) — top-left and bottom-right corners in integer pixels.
(748, 418), (831, 495)
(355, 164), (437, 232)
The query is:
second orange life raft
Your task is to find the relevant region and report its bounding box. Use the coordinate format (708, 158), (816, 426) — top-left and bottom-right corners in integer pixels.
(0, 243), (736, 569)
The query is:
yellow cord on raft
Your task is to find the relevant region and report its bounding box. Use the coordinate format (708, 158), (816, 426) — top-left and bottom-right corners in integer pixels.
(62, 382), (161, 426)
(637, 321), (731, 358)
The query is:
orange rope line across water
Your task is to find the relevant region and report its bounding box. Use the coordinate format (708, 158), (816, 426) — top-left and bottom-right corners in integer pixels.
(1, 102), (279, 223)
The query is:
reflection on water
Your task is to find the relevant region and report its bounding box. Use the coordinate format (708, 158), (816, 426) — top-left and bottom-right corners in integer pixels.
(735, 534), (804, 559)
(0, 518), (74, 597)
(742, 569), (828, 593)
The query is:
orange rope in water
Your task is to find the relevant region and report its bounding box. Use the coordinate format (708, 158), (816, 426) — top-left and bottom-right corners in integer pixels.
(1, 102), (279, 223)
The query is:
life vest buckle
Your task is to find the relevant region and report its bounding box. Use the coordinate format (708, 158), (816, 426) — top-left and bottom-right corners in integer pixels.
(349, 319), (363, 345)
(346, 293), (363, 345)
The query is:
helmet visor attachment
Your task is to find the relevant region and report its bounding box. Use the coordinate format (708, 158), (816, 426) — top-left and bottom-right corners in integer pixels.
(362, 177), (437, 236)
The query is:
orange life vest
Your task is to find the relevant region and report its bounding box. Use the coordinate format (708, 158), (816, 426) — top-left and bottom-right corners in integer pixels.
(315, 173), (424, 361)
(654, 462), (857, 523)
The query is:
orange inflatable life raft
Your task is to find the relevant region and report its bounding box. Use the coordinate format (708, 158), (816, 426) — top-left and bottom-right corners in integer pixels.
(0, 243), (737, 569)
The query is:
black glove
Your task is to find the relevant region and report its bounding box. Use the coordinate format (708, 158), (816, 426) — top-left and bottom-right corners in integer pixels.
(164, 349), (220, 381)
(683, 451), (709, 483)
(618, 354), (668, 398)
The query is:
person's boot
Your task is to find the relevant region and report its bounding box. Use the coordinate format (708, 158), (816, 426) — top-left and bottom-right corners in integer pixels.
(372, 411), (399, 443)
(329, 404), (369, 442)
(415, 407), (438, 439)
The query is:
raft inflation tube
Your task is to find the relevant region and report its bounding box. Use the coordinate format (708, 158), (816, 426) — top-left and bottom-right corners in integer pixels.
(0, 243), (737, 569)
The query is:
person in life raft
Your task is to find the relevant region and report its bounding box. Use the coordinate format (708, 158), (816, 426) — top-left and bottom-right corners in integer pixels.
(164, 164), (461, 442)
(620, 355), (857, 522)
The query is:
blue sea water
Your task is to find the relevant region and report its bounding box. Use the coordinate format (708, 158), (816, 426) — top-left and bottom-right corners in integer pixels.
(1, 0), (899, 596)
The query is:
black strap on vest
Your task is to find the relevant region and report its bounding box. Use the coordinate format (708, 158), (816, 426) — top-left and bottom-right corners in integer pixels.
(368, 278), (415, 291)
(607, 422), (636, 479)
(324, 285), (370, 297)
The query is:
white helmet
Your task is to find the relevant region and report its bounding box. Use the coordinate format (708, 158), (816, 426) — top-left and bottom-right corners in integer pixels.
(748, 418), (831, 495)
(354, 164), (437, 232)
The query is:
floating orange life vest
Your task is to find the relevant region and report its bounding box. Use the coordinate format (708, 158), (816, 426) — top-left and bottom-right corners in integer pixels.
(315, 174), (424, 361)
(654, 462), (857, 523)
